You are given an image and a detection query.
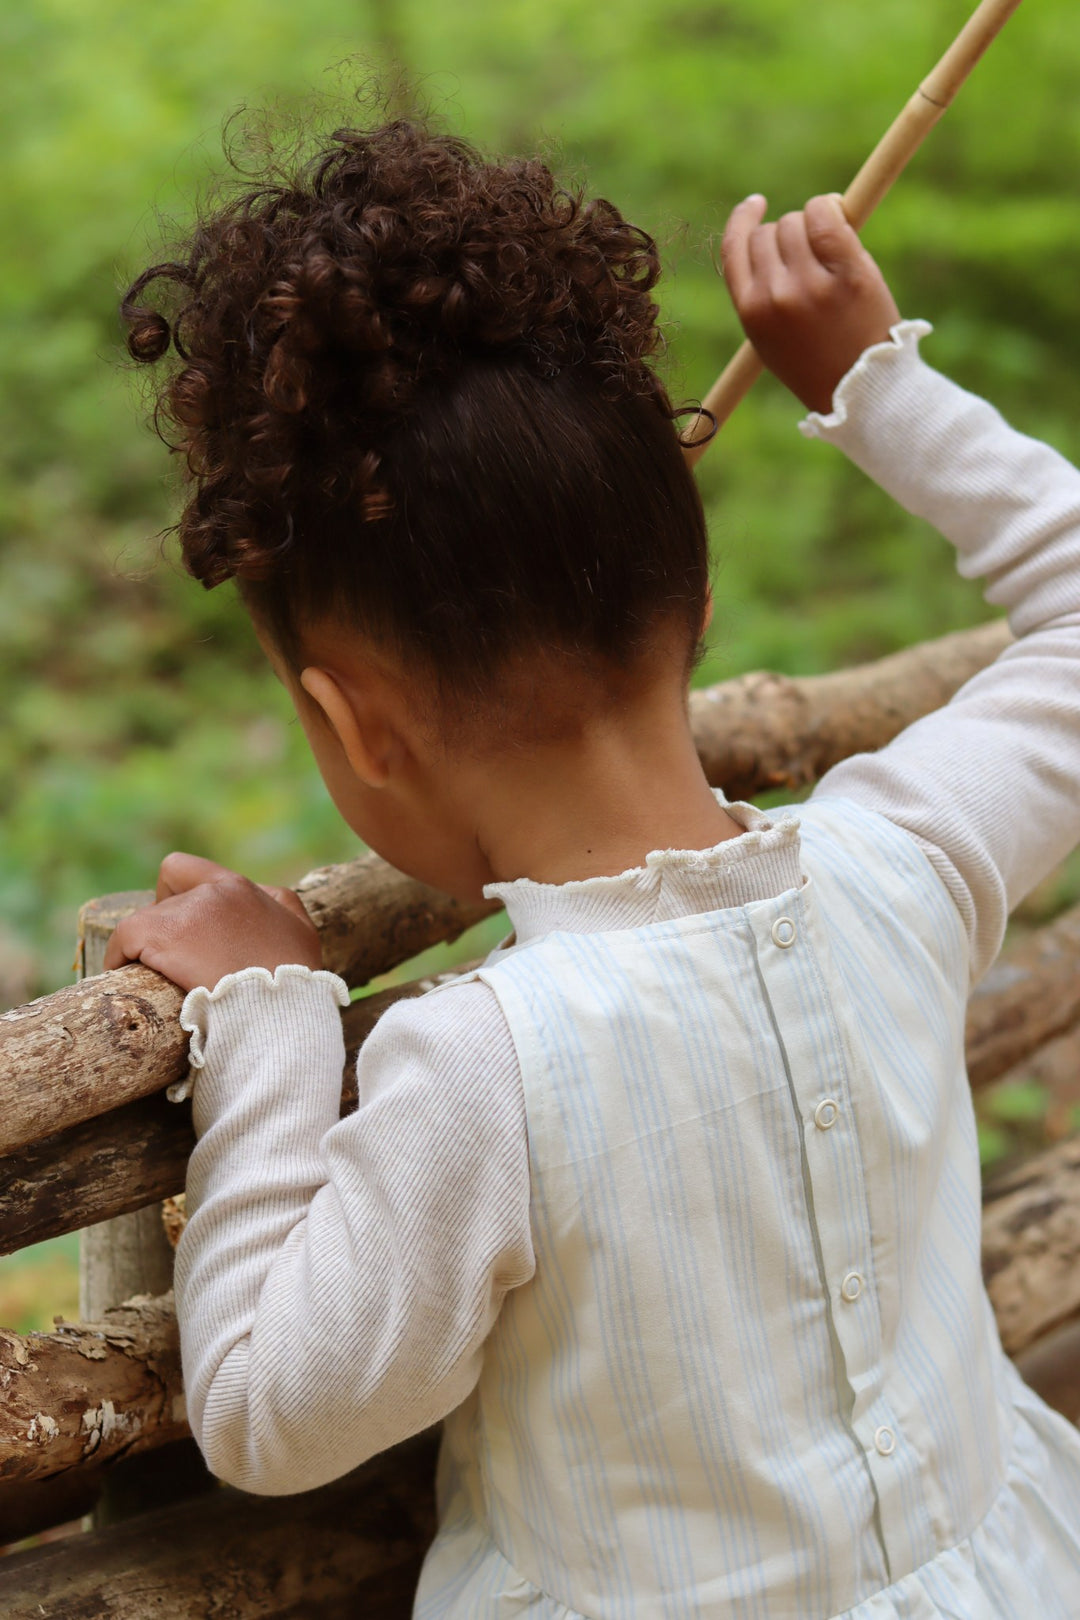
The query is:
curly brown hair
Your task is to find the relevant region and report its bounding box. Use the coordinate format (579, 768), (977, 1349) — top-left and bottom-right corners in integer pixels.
(122, 118), (709, 723)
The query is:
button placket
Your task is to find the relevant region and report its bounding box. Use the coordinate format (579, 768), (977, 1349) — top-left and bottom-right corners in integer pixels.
(753, 892), (897, 1516)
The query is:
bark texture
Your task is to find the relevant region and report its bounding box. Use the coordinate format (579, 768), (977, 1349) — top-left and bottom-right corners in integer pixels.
(297, 851), (499, 988)
(966, 903), (1080, 1091)
(0, 972), (472, 1254)
(688, 619), (1011, 801)
(1015, 1315), (1080, 1430)
(0, 966), (186, 1157)
(0, 1291), (185, 1484)
(982, 1136), (1080, 1355)
(0, 1430), (438, 1619)
(0, 1090), (194, 1258)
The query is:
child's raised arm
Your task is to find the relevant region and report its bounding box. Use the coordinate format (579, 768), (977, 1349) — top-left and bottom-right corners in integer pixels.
(722, 195), (1080, 981)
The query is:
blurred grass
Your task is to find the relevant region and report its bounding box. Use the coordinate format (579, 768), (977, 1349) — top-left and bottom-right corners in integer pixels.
(0, 1235), (80, 1334)
(2, 0), (1080, 1323)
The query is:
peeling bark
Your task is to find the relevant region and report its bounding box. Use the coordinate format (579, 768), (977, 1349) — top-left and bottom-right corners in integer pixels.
(0, 1292), (185, 1484)
(982, 1137), (1080, 1355)
(0, 1431), (437, 1618)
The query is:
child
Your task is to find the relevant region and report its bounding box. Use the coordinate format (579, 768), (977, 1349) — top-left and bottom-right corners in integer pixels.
(110, 120), (1080, 1615)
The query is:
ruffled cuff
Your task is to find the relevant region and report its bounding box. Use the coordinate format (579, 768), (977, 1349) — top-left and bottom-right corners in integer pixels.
(798, 319), (933, 439)
(170, 963), (350, 1103)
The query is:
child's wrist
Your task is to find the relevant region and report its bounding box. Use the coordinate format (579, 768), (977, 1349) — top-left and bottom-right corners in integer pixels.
(798, 319), (934, 438)
(173, 963), (350, 1112)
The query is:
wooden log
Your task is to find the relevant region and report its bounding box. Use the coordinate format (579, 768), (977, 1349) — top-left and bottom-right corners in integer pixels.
(982, 1136), (1080, 1356)
(0, 965), (187, 1158)
(0, 1437), (217, 1553)
(0, 975), (467, 1255)
(1015, 1314), (1080, 1429)
(0, 1090), (195, 1259)
(298, 851), (498, 993)
(0, 1291), (185, 1485)
(75, 898), (194, 1531)
(0, 1430), (438, 1619)
(0, 1466), (105, 1550)
(687, 619), (1011, 802)
(76, 897), (176, 1326)
(966, 903), (1080, 1091)
(0, 621), (1009, 1168)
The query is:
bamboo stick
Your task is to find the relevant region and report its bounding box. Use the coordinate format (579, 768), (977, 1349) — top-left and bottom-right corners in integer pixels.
(682, 0), (1025, 459)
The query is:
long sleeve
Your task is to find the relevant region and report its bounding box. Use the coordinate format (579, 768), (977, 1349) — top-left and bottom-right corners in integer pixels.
(173, 964), (534, 1496)
(805, 322), (1080, 981)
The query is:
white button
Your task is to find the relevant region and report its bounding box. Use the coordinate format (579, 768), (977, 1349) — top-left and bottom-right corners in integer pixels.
(771, 917), (797, 948)
(813, 1098), (839, 1130)
(841, 1271), (863, 1303)
(874, 1425), (896, 1457)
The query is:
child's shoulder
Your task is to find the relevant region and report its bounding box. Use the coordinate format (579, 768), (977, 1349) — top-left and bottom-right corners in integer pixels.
(356, 967), (519, 1107)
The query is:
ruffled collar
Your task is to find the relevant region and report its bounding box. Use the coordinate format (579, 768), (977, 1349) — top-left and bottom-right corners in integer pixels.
(483, 795), (803, 943)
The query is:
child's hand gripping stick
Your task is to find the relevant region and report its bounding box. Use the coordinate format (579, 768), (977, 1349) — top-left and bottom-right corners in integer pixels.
(682, 0), (1024, 458)
(719, 194), (900, 415)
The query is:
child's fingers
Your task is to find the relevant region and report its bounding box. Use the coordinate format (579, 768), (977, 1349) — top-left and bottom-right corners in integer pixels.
(746, 220), (785, 286)
(803, 194), (864, 276)
(258, 883), (315, 928)
(156, 850), (239, 902)
(719, 194), (768, 302)
(775, 211), (828, 281)
(103, 903), (160, 971)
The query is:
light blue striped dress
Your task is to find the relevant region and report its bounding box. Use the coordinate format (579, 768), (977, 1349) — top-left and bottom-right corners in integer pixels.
(415, 794), (1080, 1618)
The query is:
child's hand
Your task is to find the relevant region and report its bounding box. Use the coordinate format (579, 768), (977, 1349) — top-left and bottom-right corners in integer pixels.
(720, 193), (901, 414)
(102, 853), (323, 993)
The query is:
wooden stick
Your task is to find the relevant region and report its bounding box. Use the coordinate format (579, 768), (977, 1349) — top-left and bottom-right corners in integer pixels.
(682, 0), (1025, 460)
(983, 1136), (1080, 1356)
(0, 1432), (438, 1619)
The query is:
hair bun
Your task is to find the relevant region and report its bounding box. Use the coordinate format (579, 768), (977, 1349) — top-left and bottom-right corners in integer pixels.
(121, 117), (671, 590)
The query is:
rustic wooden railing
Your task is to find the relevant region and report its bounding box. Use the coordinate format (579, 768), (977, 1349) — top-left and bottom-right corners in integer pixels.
(2, 617), (1079, 1616)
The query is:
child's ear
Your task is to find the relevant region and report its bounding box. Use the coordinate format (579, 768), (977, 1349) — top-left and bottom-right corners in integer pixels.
(298, 666), (395, 788)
